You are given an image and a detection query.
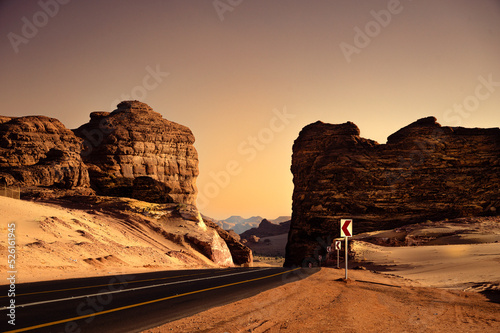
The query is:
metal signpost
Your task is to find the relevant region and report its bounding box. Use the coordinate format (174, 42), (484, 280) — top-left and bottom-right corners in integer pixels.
(340, 219), (353, 279)
(334, 240), (341, 269)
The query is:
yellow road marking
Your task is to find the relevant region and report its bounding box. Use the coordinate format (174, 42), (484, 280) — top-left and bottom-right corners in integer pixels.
(4, 268), (301, 333)
(1, 269), (237, 298)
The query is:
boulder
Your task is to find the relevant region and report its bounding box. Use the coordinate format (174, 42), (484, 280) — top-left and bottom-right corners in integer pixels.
(203, 218), (253, 266)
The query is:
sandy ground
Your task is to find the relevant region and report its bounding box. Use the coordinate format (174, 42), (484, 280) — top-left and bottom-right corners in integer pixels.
(253, 255), (285, 267)
(142, 223), (500, 332)
(246, 234), (288, 257)
(352, 240), (500, 291)
(142, 267), (500, 333)
(0, 196), (220, 284)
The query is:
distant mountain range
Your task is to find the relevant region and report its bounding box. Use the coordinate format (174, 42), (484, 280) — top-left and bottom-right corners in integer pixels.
(214, 215), (291, 234)
(240, 219), (291, 240)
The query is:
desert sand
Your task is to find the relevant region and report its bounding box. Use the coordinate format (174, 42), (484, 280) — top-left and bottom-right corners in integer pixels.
(0, 196), (219, 284)
(352, 241), (500, 291)
(246, 233), (288, 257)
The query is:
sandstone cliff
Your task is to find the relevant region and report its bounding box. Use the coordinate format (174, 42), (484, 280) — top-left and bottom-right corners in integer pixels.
(73, 101), (198, 205)
(285, 117), (500, 266)
(0, 116), (89, 188)
(0, 101), (252, 268)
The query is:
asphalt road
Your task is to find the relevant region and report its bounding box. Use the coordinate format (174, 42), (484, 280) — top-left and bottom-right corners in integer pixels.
(0, 267), (318, 333)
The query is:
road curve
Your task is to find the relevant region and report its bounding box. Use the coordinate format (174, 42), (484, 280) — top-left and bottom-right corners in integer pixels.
(1, 267), (318, 333)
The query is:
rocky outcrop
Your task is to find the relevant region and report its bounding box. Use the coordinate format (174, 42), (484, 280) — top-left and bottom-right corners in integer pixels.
(186, 230), (234, 266)
(203, 217), (253, 266)
(74, 101), (198, 205)
(0, 116), (89, 188)
(0, 101), (253, 268)
(285, 117), (500, 266)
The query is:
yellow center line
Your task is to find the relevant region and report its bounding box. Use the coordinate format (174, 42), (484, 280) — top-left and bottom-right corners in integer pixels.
(4, 268), (301, 333)
(1, 269), (239, 298)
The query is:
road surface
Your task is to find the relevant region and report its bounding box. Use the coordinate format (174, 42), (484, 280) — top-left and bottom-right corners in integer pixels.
(1, 267), (317, 332)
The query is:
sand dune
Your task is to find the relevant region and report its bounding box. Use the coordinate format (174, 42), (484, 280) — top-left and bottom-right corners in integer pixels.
(350, 218), (500, 290)
(0, 196), (222, 283)
(352, 241), (500, 290)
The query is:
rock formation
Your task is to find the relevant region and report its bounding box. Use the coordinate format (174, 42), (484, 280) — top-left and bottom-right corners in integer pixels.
(0, 116), (89, 188)
(203, 218), (253, 266)
(74, 101), (198, 205)
(0, 101), (252, 268)
(285, 117), (500, 266)
(177, 207), (234, 267)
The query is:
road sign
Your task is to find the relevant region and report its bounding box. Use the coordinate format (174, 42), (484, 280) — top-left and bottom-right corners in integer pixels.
(340, 219), (353, 279)
(340, 219), (352, 238)
(335, 240), (341, 269)
(326, 246), (332, 253)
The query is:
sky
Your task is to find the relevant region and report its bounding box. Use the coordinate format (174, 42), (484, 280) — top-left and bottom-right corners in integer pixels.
(1, 0), (500, 221)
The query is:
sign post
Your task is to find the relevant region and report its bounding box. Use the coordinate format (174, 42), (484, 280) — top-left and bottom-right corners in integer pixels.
(340, 219), (353, 280)
(334, 240), (341, 269)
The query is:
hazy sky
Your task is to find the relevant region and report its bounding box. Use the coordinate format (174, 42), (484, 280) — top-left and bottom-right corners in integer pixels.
(1, 0), (500, 220)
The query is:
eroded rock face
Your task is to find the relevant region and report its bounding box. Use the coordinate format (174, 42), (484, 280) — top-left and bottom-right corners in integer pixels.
(284, 117), (500, 266)
(0, 102), (247, 268)
(74, 101), (199, 205)
(203, 217), (253, 266)
(0, 116), (89, 188)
